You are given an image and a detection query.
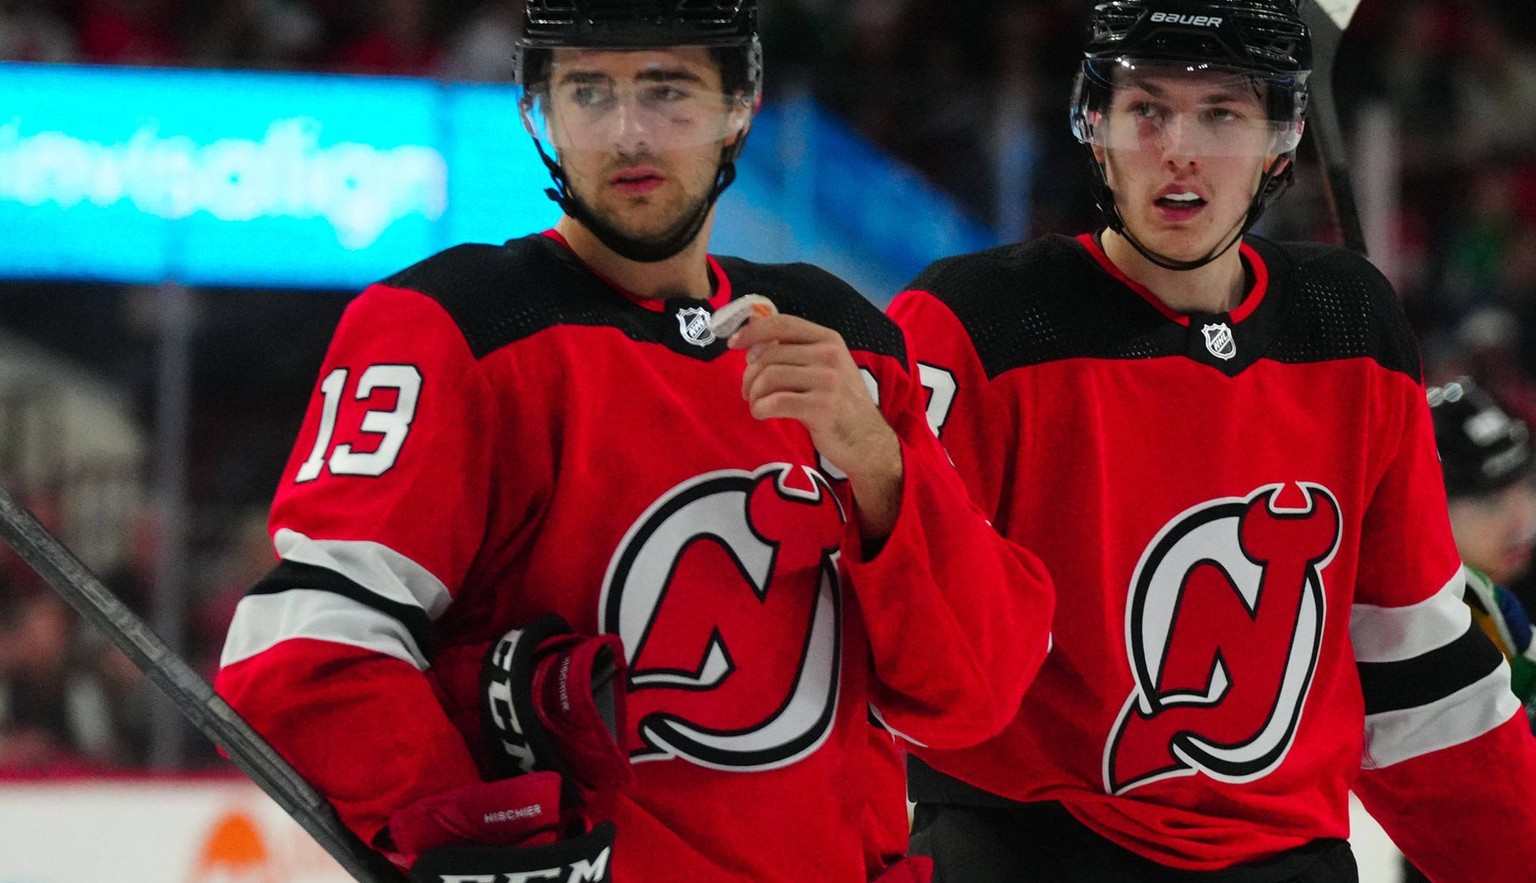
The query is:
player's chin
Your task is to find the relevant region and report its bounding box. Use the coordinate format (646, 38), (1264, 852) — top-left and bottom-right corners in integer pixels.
(618, 197), (708, 238)
(602, 212), (697, 251)
(1145, 219), (1239, 260)
(1138, 230), (1218, 263)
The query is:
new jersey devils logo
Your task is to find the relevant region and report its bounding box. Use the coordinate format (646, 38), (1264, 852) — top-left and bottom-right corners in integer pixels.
(1105, 483), (1341, 795)
(600, 463), (844, 770)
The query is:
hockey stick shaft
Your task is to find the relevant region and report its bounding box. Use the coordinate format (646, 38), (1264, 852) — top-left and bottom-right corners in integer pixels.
(1301, 0), (1367, 255)
(0, 482), (408, 883)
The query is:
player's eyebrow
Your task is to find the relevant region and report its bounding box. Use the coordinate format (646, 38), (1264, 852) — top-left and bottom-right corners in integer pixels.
(556, 67), (708, 87)
(1121, 77), (1261, 108)
(555, 70), (615, 87)
(1119, 75), (1166, 96)
(634, 67), (708, 85)
(1197, 85), (1262, 107)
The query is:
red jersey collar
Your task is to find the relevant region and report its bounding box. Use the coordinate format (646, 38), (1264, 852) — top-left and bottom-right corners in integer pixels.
(1076, 232), (1269, 326)
(541, 229), (732, 312)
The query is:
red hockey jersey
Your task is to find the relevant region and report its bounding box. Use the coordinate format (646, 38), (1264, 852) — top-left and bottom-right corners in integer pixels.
(216, 232), (1054, 882)
(889, 233), (1536, 880)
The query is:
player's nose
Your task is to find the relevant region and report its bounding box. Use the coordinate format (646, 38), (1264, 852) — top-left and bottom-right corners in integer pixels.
(1158, 115), (1200, 166)
(607, 100), (653, 151)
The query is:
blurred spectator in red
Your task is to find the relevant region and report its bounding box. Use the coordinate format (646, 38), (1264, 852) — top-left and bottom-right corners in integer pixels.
(0, 594), (81, 771)
(331, 0), (438, 76)
(0, 0), (76, 61)
(0, 588), (152, 772)
(74, 0), (182, 66)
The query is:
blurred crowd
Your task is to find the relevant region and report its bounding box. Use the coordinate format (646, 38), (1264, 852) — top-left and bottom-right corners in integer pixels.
(1, 0), (1535, 772)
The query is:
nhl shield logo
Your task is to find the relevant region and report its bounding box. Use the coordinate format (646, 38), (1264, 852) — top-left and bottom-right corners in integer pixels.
(677, 307), (716, 347)
(1201, 323), (1237, 361)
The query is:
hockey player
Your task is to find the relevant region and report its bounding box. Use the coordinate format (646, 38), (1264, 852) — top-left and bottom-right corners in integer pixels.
(1399, 380), (1536, 881)
(1428, 378), (1536, 720)
(889, 1), (1536, 881)
(214, 2), (1054, 882)
(1431, 378), (1536, 588)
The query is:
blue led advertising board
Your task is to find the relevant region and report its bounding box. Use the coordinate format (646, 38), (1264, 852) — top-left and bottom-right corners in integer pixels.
(0, 62), (997, 295)
(0, 63), (556, 289)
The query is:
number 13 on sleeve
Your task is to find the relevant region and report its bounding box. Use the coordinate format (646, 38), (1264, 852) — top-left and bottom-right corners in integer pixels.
(296, 364), (424, 482)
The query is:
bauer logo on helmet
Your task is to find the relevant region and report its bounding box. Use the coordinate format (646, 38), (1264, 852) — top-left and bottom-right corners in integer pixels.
(1148, 12), (1224, 26)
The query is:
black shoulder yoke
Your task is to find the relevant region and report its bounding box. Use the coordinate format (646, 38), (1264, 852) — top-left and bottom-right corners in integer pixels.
(907, 235), (1176, 379)
(1258, 239), (1422, 382)
(906, 234), (1420, 382)
(379, 235), (648, 361)
(379, 236), (907, 367)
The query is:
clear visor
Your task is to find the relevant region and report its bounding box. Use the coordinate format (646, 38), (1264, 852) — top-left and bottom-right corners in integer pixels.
(1076, 59), (1305, 158)
(522, 51), (754, 153)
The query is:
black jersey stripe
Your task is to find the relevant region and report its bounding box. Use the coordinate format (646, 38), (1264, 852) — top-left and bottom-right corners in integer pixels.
(1357, 622), (1505, 715)
(249, 559), (436, 659)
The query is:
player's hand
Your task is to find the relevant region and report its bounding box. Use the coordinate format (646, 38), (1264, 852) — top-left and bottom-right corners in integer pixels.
(730, 314), (903, 541)
(388, 775), (616, 883)
(482, 615), (632, 793)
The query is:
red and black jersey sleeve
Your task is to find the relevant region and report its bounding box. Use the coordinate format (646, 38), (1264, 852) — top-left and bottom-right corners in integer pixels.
(216, 266), (505, 850)
(885, 276), (1018, 530)
(1342, 301), (1536, 880)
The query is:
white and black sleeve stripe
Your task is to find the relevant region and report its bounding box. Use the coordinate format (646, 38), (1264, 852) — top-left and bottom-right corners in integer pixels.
(1352, 567), (1519, 768)
(220, 529), (454, 672)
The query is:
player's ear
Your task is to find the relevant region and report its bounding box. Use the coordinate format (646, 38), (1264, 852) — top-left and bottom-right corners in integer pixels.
(722, 96), (754, 148)
(724, 119), (751, 148)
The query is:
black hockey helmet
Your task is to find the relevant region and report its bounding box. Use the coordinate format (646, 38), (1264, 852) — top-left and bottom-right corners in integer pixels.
(514, 1), (763, 263)
(1429, 378), (1535, 499)
(1069, 0), (1312, 271)
(515, 1), (762, 97)
(1078, 0), (1310, 76)
(519, 0), (759, 49)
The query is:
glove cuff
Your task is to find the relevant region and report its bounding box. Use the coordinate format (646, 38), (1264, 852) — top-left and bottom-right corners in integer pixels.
(388, 772), (563, 855)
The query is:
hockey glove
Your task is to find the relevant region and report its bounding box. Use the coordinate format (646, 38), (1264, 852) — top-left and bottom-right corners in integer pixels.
(389, 776), (616, 883)
(481, 614), (632, 794)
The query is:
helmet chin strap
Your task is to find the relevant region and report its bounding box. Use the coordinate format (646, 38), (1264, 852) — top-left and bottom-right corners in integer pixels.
(1090, 157), (1287, 274)
(528, 135), (744, 264)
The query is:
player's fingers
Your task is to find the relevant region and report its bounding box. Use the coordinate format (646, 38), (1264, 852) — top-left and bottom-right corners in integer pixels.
(729, 314), (839, 350)
(748, 389), (832, 424)
(744, 363), (835, 403)
(744, 339), (849, 373)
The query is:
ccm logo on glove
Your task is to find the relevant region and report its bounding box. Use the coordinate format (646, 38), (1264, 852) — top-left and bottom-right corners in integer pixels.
(416, 852), (611, 882)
